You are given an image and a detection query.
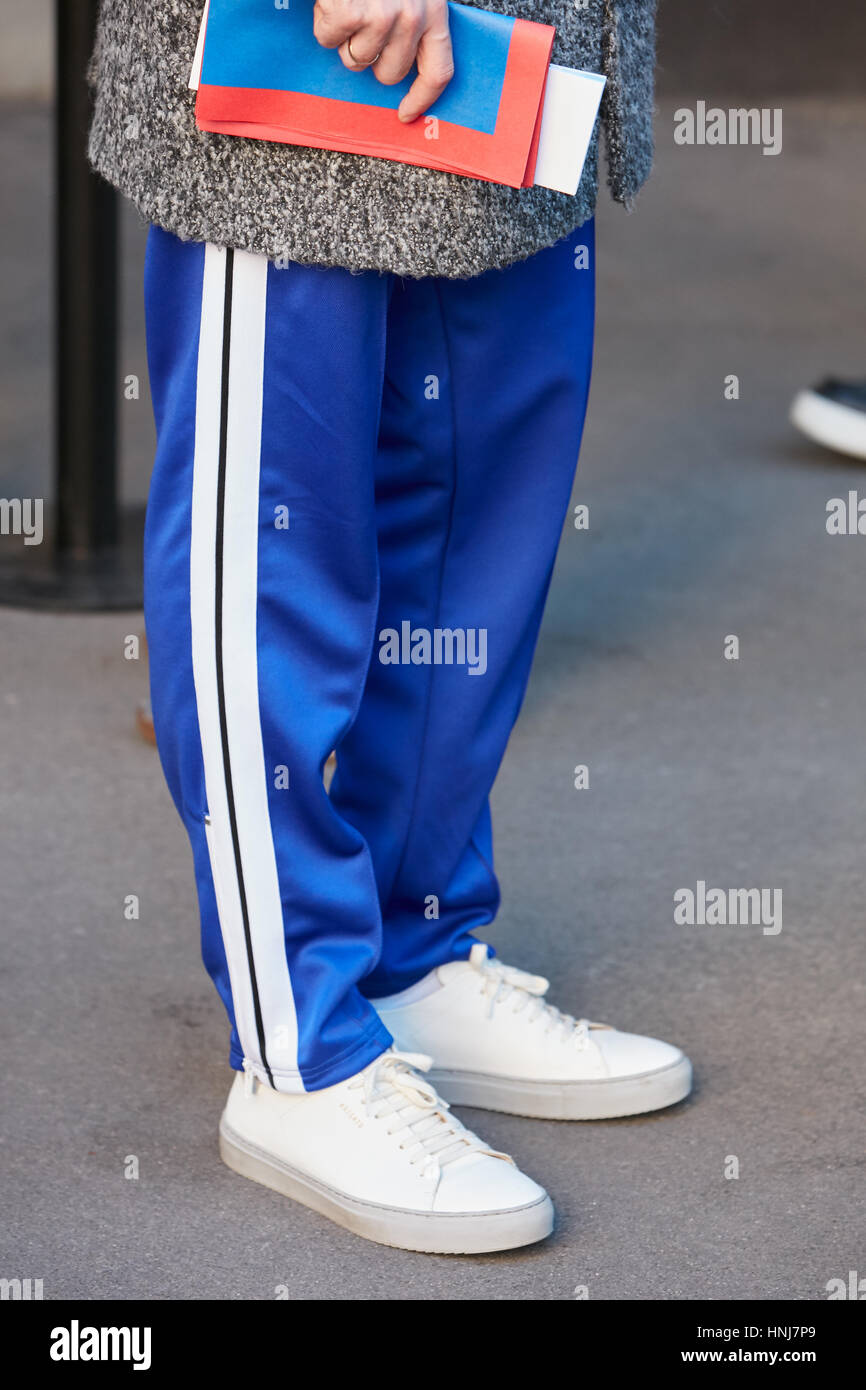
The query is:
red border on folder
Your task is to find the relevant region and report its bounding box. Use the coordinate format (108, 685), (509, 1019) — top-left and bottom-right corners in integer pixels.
(196, 18), (554, 188)
(520, 57), (551, 187)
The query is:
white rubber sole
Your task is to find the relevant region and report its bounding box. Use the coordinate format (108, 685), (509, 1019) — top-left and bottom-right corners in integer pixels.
(790, 390), (866, 461)
(219, 1121), (554, 1254)
(428, 1054), (693, 1121)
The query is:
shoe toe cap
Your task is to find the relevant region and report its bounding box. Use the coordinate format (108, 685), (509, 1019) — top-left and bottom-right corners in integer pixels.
(594, 1028), (686, 1080)
(434, 1152), (549, 1215)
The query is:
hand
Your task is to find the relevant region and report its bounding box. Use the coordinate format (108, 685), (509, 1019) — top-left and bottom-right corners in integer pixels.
(313, 0), (454, 123)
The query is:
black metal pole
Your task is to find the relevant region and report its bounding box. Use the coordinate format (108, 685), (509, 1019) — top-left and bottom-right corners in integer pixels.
(0, 0), (143, 609)
(55, 0), (118, 558)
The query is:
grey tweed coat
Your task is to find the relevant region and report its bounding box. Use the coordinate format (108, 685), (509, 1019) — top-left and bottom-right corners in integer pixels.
(88, 0), (657, 278)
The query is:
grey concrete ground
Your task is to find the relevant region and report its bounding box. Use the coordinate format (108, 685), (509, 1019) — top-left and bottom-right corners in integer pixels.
(1, 92), (865, 1300)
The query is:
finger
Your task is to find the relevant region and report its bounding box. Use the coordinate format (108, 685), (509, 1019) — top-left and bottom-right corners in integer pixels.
(370, 13), (425, 85)
(313, 0), (366, 50)
(397, 24), (454, 122)
(337, 20), (397, 69)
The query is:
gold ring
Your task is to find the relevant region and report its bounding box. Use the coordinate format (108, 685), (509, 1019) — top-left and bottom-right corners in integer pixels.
(347, 36), (379, 66)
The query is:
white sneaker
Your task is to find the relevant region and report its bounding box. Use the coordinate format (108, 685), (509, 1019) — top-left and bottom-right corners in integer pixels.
(219, 1047), (553, 1254)
(373, 945), (693, 1121)
(790, 379), (866, 461)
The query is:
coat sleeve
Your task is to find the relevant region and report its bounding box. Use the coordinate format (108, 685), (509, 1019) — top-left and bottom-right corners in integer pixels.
(600, 0), (658, 207)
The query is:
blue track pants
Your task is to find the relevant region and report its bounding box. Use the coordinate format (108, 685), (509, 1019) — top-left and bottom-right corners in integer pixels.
(143, 222), (595, 1092)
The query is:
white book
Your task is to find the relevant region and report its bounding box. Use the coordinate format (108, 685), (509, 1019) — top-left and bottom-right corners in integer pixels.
(534, 64), (606, 196)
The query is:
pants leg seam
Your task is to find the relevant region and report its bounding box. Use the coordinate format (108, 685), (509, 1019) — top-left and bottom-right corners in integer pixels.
(387, 278), (461, 894)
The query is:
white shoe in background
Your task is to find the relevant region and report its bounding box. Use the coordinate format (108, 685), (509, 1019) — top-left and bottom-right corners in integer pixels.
(790, 378), (866, 461)
(373, 945), (693, 1121)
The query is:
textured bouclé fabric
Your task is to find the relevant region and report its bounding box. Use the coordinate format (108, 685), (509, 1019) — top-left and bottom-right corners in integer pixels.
(600, 0), (656, 207)
(88, 0), (657, 278)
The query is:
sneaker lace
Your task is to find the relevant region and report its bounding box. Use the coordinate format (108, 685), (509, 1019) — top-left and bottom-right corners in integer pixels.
(349, 1049), (510, 1180)
(468, 943), (594, 1048)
